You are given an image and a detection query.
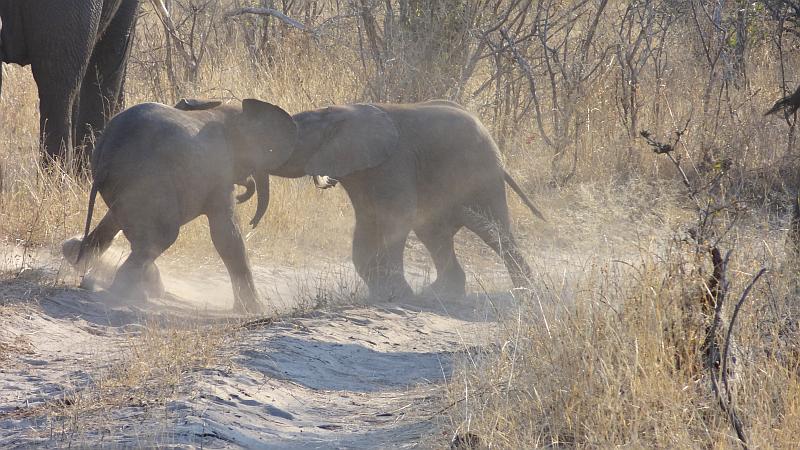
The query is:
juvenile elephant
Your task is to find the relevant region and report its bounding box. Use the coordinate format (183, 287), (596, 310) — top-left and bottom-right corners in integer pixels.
(270, 100), (544, 300)
(62, 99), (297, 313)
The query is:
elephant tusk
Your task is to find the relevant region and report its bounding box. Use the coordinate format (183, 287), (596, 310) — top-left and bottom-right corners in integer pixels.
(313, 175), (339, 189)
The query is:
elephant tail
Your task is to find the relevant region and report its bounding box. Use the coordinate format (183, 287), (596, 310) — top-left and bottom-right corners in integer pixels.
(74, 182), (100, 267)
(503, 170), (546, 222)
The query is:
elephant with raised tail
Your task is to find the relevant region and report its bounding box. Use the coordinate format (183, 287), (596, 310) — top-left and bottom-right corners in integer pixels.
(184, 99), (542, 301)
(62, 99), (297, 313)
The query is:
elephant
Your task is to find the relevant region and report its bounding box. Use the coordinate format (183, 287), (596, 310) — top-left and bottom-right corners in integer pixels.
(0, 0), (141, 163)
(62, 99), (297, 313)
(212, 99), (541, 301)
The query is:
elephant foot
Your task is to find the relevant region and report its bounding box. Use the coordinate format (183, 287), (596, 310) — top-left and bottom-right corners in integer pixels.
(108, 276), (149, 305)
(232, 291), (263, 316)
(419, 279), (466, 300)
(79, 275), (98, 291)
(233, 300), (263, 316)
(61, 237), (85, 268)
(143, 265), (166, 299)
(366, 280), (414, 304)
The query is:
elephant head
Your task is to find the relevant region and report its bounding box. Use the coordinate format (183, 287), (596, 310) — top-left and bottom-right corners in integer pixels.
(274, 104), (399, 180)
(176, 98), (297, 226)
(226, 99), (298, 227)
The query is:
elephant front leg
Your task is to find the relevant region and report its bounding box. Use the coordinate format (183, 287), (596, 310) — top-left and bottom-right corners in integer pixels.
(351, 196), (414, 302)
(35, 81), (77, 163)
(207, 209), (262, 314)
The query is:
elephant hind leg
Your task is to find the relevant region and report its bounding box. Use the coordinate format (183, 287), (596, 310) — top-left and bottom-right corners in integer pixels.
(414, 223), (466, 298)
(110, 221), (179, 303)
(461, 207), (532, 290)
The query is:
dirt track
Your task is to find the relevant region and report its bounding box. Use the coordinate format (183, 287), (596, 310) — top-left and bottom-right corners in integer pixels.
(0, 247), (504, 448)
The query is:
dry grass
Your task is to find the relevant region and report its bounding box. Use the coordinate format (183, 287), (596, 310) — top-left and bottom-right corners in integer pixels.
(8, 320), (233, 444)
(445, 232), (800, 448)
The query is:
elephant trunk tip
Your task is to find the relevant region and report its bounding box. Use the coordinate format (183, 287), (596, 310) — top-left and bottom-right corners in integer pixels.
(251, 173), (270, 228)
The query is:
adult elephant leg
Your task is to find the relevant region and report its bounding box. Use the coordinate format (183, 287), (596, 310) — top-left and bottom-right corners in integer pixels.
(27, 4), (100, 163)
(461, 202), (532, 290)
(76, 0), (140, 157)
(206, 203), (261, 314)
(33, 64), (81, 162)
(415, 222), (466, 298)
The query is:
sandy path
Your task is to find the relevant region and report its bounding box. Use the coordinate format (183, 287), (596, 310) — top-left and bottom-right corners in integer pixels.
(171, 304), (491, 449)
(0, 248), (503, 448)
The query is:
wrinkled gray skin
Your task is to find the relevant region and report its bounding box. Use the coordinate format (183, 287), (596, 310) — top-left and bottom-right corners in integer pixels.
(0, 0), (140, 162)
(62, 99), (297, 313)
(271, 100), (545, 301)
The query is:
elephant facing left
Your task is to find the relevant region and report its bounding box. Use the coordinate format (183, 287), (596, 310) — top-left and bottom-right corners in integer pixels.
(0, 0), (141, 163)
(62, 99), (298, 313)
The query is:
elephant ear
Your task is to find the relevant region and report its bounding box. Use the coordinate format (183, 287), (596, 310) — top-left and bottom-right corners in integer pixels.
(174, 98), (222, 111)
(305, 104), (399, 179)
(238, 99), (297, 169)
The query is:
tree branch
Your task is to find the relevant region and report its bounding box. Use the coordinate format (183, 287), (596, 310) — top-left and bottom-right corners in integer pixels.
(225, 7), (309, 32)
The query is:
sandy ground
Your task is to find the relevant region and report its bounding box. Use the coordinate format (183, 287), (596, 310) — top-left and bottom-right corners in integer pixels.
(0, 242), (507, 448)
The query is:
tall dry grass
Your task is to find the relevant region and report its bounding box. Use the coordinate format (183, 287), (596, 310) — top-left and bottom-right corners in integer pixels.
(445, 224), (800, 448)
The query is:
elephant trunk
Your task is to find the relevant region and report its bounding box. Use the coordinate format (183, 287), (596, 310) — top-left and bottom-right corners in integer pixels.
(236, 176), (256, 204)
(250, 172), (270, 228)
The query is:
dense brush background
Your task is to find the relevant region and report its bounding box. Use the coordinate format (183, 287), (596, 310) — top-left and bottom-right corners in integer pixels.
(2, 0), (800, 447)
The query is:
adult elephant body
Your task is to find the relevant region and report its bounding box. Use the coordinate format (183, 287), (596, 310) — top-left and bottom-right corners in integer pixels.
(62, 99), (297, 313)
(0, 0), (140, 162)
(274, 100), (545, 300)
